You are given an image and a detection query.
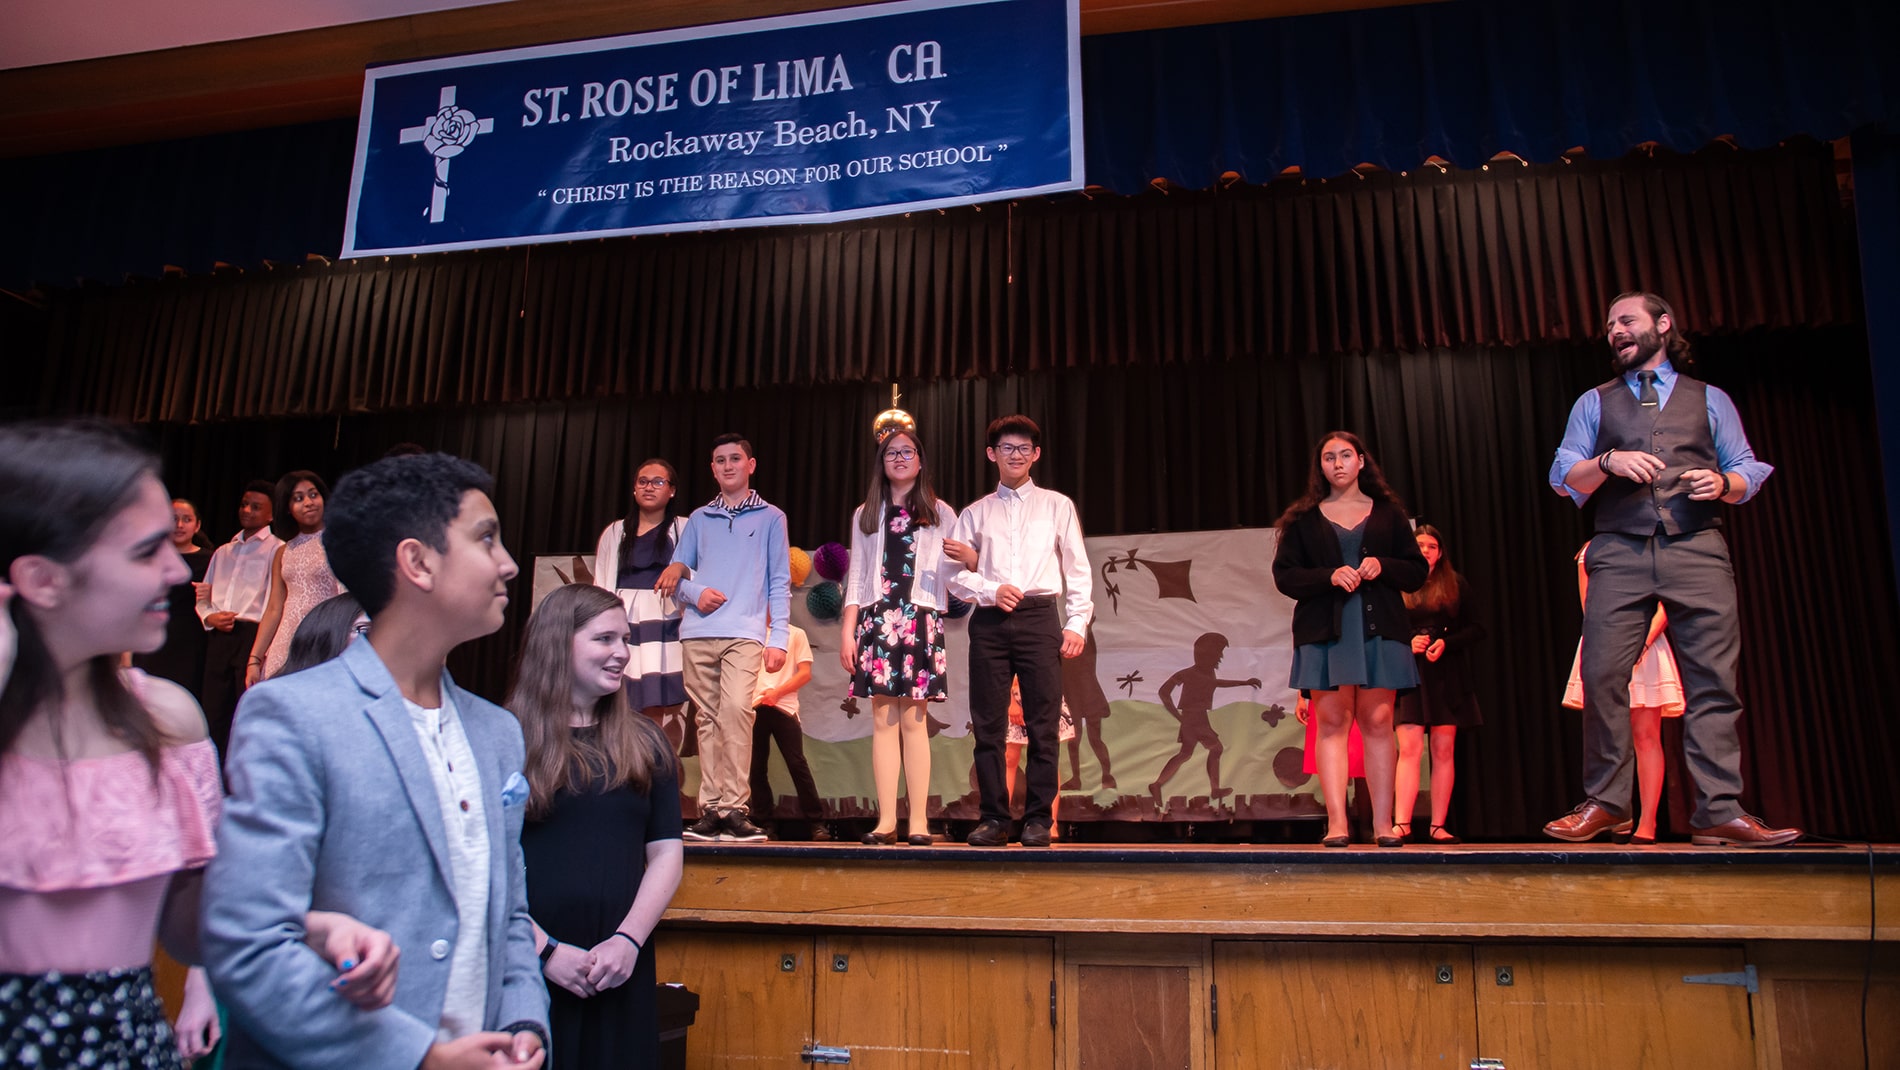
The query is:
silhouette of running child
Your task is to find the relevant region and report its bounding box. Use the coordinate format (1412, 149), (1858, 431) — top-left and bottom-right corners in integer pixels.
(1149, 632), (1260, 806)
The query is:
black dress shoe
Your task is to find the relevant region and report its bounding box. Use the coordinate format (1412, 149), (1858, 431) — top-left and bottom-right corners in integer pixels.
(1321, 833), (1350, 848)
(907, 833), (935, 847)
(966, 819), (1011, 847)
(861, 829), (899, 845)
(1020, 821), (1053, 848)
(1375, 833), (1406, 848)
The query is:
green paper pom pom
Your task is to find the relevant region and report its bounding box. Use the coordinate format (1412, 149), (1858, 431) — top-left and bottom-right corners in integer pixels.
(805, 580), (844, 621)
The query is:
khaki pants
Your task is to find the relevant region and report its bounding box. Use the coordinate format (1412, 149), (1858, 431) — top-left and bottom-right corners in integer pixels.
(682, 637), (764, 816)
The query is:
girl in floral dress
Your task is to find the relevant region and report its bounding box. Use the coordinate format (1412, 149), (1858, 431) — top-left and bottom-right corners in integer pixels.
(841, 430), (960, 845)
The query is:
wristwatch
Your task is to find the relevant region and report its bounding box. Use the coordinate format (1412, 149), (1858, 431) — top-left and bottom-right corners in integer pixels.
(539, 936), (559, 965)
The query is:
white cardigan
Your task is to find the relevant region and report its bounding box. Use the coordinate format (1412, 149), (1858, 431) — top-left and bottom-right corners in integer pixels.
(844, 499), (961, 612)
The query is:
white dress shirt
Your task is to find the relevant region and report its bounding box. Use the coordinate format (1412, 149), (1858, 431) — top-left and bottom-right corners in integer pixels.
(404, 692), (490, 1043)
(198, 528), (283, 626)
(949, 479), (1095, 635)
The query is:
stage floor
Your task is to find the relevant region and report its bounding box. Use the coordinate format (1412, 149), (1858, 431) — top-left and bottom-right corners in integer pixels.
(669, 840), (1900, 941)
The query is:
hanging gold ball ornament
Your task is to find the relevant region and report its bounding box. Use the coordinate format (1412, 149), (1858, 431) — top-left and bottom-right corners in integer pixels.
(872, 384), (915, 441)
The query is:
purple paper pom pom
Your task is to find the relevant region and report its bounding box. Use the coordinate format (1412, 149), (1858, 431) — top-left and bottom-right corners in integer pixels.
(813, 541), (850, 582)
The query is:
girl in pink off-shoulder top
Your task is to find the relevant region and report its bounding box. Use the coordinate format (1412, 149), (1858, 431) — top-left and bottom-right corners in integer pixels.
(0, 422), (395, 1070)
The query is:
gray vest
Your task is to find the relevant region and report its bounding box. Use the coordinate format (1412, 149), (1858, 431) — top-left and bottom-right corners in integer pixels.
(1590, 373), (1722, 536)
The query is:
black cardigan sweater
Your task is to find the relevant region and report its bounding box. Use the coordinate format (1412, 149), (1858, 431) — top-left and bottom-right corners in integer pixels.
(1272, 500), (1429, 648)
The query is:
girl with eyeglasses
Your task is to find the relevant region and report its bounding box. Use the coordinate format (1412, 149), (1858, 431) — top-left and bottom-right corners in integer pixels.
(594, 460), (691, 741)
(841, 430), (960, 845)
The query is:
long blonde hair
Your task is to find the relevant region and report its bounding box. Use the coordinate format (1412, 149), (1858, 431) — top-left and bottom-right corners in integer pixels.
(507, 584), (672, 818)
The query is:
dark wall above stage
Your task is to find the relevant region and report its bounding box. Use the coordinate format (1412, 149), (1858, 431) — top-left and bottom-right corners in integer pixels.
(3, 0), (1895, 293)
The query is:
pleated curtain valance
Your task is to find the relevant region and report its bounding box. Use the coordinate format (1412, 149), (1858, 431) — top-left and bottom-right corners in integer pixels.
(38, 142), (1854, 423)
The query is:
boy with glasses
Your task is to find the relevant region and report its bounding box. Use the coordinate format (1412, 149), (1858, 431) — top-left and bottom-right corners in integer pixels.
(946, 415), (1093, 847)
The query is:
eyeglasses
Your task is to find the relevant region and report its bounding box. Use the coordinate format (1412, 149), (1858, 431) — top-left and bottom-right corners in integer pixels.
(635, 477), (670, 488)
(995, 444), (1035, 458)
(883, 448), (917, 462)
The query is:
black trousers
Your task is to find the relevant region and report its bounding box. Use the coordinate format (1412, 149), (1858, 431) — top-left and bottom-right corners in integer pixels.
(200, 620), (258, 764)
(749, 705), (823, 818)
(967, 599), (1063, 825)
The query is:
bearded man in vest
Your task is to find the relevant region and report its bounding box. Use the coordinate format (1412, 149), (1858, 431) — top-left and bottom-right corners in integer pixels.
(1543, 291), (1801, 847)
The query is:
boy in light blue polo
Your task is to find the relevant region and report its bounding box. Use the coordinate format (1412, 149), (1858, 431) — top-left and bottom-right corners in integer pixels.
(660, 433), (791, 842)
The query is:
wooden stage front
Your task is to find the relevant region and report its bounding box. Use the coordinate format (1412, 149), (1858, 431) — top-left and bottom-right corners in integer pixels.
(653, 841), (1900, 1069)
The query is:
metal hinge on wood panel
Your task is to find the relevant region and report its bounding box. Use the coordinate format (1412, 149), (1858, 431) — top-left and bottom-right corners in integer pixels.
(1049, 980), (1057, 1027)
(1683, 965), (1758, 993)
(1470, 1060), (1506, 1069)
(1210, 982), (1219, 1034)
(800, 1044), (851, 1064)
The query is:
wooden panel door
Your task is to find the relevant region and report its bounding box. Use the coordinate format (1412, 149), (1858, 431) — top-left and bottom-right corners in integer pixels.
(1749, 941), (1900, 1070)
(653, 930), (815, 1069)
(812, 933), (1056, 1070)
(1062, 935), (1207, 1070)
(1472, 944), (1754, 1070)
(1211, 941), (1477, 1070)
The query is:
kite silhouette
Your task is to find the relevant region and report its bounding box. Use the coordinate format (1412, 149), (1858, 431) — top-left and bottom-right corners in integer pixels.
(1100, 547), (1197, 614)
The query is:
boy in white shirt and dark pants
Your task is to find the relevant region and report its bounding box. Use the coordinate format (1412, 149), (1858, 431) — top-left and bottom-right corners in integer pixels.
(948, 415), (1093, 847)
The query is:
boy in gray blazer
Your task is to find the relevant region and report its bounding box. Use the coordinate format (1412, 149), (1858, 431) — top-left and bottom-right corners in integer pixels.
(203, 453), (550, 1070)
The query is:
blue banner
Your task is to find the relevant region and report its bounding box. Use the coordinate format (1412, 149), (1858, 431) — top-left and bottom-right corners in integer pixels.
(341, 0), (1081, 257)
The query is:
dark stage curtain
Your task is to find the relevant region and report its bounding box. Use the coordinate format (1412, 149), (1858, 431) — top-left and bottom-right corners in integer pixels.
(147, 323), (1900, 842)
(35, 143), (1853, 422)
(4, 1), (1895, 293)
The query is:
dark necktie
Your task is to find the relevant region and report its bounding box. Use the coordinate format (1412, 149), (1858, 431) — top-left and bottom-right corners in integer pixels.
(1638, 370), (1659, 408)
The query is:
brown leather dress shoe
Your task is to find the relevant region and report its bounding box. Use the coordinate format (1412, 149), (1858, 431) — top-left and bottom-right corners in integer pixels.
(1691, 815), (1803, 847)
(1542, 801), (1633, 843)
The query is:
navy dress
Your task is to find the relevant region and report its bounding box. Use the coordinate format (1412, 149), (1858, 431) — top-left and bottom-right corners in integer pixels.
(521, 730), (683, 1069)
(1289, 519), (1419, 692)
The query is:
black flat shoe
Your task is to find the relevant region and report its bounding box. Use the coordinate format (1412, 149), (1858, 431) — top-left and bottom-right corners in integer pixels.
(861, 829), (899, 845)
(1376, 834), (1406, 848)
(1321, 833), (1350, 848)
(1627, 833), (1656, 845)
(966, 819), (1011, 847)
(907, 833), (934, 846)
(1429, 825), (1462, 845)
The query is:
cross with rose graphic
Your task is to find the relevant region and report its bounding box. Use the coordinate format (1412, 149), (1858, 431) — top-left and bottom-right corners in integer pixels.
(399, 86), (494, 224)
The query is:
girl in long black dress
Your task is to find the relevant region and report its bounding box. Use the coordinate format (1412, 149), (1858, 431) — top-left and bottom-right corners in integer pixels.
(131, 498), (211, 699)
(1392, 525), (1485, 843)
(512, 584), (684, 1070)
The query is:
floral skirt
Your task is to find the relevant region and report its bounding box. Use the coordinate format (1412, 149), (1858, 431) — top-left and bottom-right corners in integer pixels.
(1, 966), (180, 1070)
(849, 600), (948, 702)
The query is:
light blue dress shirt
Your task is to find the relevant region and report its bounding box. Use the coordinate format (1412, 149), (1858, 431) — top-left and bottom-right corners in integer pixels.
(1548, 360), (1774, 506)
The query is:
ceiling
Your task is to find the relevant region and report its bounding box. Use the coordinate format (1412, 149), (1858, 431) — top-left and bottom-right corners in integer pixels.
(2, 0), (514, 70)
(0, 0), (1428, 158)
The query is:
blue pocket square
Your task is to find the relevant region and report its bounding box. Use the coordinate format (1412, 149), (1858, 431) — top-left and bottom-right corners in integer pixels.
(501, 771), (530, 808)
